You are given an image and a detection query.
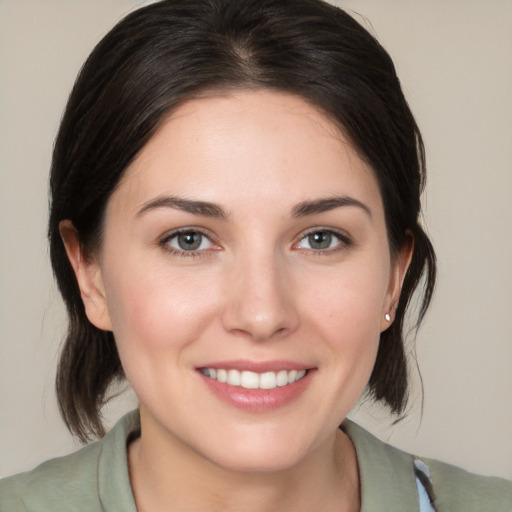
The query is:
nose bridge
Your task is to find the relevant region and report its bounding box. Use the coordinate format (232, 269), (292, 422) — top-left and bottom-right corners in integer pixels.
(221, 242), (298, 341)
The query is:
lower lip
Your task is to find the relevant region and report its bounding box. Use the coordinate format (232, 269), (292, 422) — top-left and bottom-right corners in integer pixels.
(199, 370), (315, 412)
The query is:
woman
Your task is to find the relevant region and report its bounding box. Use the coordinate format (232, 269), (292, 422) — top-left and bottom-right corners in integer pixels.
(1, 0), (510, 510)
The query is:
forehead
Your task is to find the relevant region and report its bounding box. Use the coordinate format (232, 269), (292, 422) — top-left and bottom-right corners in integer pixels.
(110, 90), (382, 216)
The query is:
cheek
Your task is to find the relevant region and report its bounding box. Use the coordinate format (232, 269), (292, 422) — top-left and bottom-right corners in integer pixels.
(103, 264), (222, 355)
(299, 257), (390, 379)
(304, 261), (390, 335)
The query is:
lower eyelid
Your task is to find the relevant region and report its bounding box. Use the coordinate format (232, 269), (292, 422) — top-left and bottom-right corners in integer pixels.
(160, 227), (227, 260)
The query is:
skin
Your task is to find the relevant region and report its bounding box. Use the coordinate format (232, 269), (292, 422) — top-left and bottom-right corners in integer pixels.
(61, 90), (412, 511)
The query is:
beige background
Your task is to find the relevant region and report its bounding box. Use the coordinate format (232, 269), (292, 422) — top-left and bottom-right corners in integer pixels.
(1, 0), (511, 479)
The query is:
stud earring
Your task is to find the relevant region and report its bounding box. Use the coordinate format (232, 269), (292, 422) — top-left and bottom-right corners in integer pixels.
(385, 313), (391, 322)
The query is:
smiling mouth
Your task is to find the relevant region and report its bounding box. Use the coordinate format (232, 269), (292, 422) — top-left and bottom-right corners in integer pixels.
(199, 368), (308, 390)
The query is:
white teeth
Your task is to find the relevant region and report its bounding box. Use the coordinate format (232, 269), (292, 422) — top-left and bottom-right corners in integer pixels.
(287, 369), (297, 384)
(276, 369), (288, 387)
(201, 368), (308, 390)
(227, 369), (241, 386)
(240, 371), (259, 389)
(260, 371), (276, 389)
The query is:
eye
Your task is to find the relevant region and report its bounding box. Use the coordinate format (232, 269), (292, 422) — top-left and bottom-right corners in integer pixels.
(295, 229), (349, 252)
(162, 229), (214, 254)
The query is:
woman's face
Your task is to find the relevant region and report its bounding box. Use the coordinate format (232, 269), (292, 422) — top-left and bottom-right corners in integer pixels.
(78, 90), (409, 472)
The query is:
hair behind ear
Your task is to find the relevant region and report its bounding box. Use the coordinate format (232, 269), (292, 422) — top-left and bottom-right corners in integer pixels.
(368, 223), (436, 414)
(54, 223), (123, 441)
(56, 323), (123, 441)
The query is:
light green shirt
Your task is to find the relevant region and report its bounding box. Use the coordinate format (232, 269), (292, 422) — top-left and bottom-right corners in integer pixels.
(1, 410), (511, 511)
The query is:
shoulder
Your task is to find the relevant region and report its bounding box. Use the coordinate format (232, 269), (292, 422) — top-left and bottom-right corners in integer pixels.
(418, 455), (512, 512)
(342, 420), (512, 512)
(0, 443), (103, 511)
(0, 411), (139, 512)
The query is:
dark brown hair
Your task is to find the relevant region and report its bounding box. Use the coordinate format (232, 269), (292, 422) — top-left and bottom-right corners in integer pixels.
(49, 0), (436, 442)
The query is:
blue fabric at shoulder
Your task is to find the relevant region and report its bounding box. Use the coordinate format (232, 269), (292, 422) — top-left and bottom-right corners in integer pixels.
(416, 476), (436, 512)
(414, 459), (436, 512)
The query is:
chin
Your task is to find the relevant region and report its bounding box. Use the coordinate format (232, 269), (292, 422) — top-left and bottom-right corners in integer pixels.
(207, 447), (306, 474)
(194, 425), (320, 474)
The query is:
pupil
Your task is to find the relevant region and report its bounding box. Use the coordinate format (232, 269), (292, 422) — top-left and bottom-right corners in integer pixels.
(178, 232), (201, 250)
(309, 231), (331, 249)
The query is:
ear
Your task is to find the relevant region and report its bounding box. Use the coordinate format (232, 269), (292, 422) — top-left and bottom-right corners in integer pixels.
(59, 220), (113, 331)
(380, 232), (414, 332)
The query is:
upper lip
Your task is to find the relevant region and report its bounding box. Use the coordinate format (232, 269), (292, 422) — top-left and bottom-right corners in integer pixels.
(197, 360), (313, 373)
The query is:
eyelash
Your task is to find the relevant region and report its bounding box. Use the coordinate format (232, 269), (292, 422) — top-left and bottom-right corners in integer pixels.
(294, 228), (352, 255)
(159, 228), (217, 258)
(159, 227), (352, 258)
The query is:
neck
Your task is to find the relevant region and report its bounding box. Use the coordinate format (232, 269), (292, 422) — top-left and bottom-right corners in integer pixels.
(128, 420), (360, 512)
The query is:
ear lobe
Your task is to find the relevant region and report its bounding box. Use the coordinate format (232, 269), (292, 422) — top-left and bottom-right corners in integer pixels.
(381, 232), (414, 331)
(59, 220), (113, 331)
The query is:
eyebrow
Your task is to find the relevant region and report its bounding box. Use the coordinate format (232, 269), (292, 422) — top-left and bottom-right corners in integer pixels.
(291, 196), (372, 218)
(136, 194), (370, 220)
(136, 195), (228, 219)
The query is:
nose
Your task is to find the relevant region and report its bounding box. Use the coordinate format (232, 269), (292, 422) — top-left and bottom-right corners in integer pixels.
(221, 250), (299, 341)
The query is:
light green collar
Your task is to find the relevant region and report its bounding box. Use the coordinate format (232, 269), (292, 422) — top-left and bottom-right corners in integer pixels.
(342, 419), (419, 512)
(107, 412), (420, 511)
